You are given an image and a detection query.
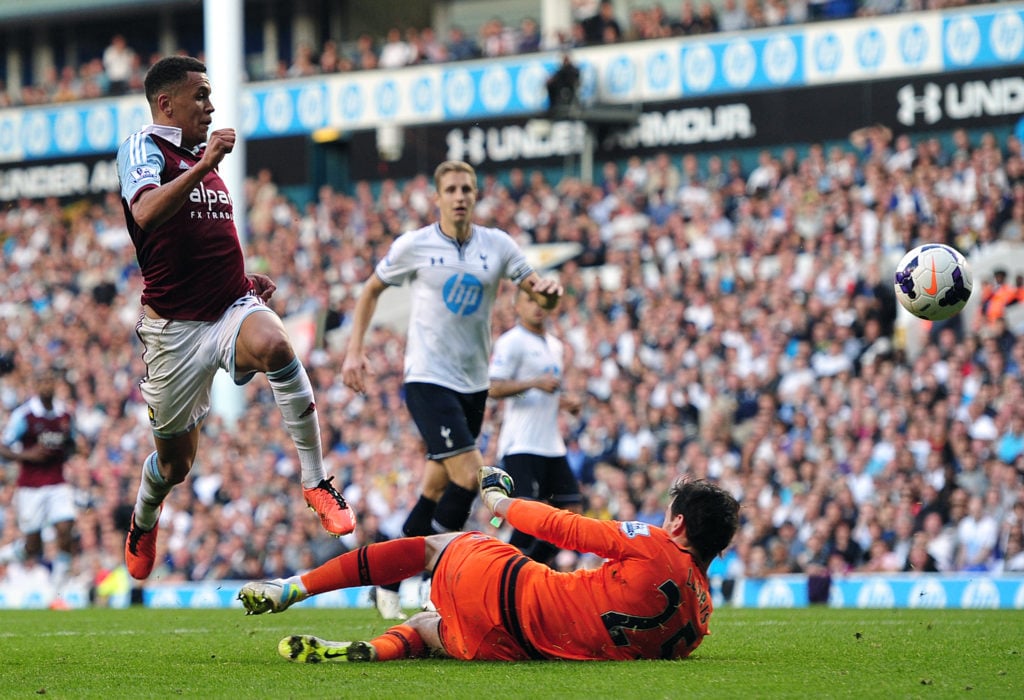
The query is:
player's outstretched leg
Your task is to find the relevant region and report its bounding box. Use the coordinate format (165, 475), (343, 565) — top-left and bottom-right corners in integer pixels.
(240, 538), (428, 618)
(278, 636), (377, 663)
(238, 578), (307, 614)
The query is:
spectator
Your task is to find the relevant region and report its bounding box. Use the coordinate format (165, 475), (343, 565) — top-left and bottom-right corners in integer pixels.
(445, 25), (480, 61)
(350, 33), (380, 70)
(572, 0), (601, 32)
(52, 66), (83, 103)
(582, 0), (622, 45)
(479, 18), (516, 57)
(921, 511), (957, 572)
(416, 27), (448, 64)
(903, 534), (940, 573)
(718, 0), (751, 32)
(288, 43), (319, 77)
(828, 521), (864, 570)
(694, 1), (721, 33)
(980, 269), (1020, 323)
(1001, 528), (1024, 572)
(671, 1), (701, 35)
(318, 41), (342, 73)
(403, 27), (425, 64)
(765, 536), (799, 574)
(517, 17), (542, 53)
(861, 538), (901, 572)
(955, 495), (999, 571)
(102, 34), (136, 96)
(625, 6), (653, 42)
(378, 27), (414, 69)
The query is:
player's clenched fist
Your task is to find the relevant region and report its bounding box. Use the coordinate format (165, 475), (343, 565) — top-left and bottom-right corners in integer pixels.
(204, 128), (236, 165)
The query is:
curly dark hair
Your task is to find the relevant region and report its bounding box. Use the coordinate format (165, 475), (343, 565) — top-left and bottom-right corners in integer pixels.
(144, 55), (207, 104)
(668, 478), (740, 565)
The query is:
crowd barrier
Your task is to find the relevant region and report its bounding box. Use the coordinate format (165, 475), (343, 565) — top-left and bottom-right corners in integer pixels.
(730, 574), (1024, 609)
(4, 573), (1023, 610)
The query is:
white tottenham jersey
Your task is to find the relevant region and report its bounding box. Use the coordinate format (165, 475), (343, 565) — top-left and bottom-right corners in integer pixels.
(376, 223), (533, 392)
(489, 324), (566, 458)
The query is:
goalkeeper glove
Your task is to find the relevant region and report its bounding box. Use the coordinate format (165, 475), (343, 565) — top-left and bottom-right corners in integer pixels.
(478, 466), (514, 513)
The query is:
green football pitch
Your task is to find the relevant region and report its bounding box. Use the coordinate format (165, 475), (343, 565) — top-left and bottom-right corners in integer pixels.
(1, 606), (1021, 698)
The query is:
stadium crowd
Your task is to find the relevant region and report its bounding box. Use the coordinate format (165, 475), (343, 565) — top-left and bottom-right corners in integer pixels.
(2, 120), (1024, 607)
(0, 0), (977, 107)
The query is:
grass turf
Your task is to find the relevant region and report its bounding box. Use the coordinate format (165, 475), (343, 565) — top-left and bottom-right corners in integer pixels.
(0, 606), (1021, 698)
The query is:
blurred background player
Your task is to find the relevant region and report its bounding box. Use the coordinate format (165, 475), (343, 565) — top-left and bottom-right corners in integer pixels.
(489, 286), (583, 565)
(117, 55), (354, 581)
(239, 466), (740, 663)
(342, 160), (563, 619)
(0, 368), (79, 592)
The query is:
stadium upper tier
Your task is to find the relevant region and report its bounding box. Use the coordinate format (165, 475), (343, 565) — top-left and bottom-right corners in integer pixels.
(0, 1), (981, 109)
(0, 2), (1019, 173)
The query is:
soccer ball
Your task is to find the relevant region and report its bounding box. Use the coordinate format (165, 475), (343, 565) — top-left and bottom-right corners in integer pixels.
(893, 243), (973, 321)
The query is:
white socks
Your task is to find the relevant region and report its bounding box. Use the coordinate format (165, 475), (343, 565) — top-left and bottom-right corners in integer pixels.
(267, 358), (326, 488)
(134, 451), (170, 530)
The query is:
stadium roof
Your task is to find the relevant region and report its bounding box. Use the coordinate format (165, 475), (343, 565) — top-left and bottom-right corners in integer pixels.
(0, 0), (197, 24)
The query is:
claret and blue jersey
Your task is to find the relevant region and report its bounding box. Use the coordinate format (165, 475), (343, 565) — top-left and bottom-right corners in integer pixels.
(116, 125), (250, 321)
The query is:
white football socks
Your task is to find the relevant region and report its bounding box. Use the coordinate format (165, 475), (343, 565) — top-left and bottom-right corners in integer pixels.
(267, 358), (327, 488)
(134, 451), (171, 530)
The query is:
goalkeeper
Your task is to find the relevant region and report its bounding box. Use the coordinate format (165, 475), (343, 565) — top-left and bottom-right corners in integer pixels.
(239, 467), (739, 663)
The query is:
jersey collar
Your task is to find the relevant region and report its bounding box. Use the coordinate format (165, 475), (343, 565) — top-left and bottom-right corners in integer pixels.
(434, 222), (474, 247)
(140, 124), (204, 154)
(140, 123), (184, 146)
(28, 395), (63, 417)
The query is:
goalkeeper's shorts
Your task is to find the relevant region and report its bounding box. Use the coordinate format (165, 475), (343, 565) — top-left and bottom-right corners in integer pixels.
(433, 532), (541, 661)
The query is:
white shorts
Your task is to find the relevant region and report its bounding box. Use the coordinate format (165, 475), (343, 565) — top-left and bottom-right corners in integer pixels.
(136, 294), (272, 438)
(15, 483), (76, 533)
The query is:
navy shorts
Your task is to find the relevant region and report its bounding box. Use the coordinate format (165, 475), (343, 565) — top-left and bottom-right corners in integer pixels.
(404, 382), (488, 460)
(499, 453), (582, 507)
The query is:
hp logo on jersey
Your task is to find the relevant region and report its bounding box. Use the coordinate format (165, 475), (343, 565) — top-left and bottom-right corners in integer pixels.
(443, 272), (484, 315)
